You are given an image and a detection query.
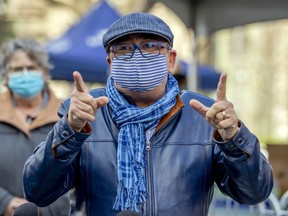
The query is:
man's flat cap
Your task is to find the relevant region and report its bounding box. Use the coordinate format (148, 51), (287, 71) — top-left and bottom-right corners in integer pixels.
(102, 12), (174, 50)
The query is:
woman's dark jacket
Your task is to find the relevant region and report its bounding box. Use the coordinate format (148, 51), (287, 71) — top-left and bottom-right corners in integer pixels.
(0, 89), (70, 216)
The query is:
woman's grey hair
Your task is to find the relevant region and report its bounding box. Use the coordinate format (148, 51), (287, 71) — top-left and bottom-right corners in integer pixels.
(0, 38), (53, 78)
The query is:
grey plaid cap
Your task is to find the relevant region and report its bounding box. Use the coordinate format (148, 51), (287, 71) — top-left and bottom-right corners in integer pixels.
(102, 12), (174, 50)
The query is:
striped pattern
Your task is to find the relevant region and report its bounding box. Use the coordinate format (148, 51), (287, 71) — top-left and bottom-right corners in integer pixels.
(106, 74), (179, 211)
(103, 12), (174, 49)
(111, 50), (168, 91)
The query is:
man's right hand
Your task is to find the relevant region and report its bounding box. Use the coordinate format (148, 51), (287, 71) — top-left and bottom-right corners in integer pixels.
(3, 197), (28, 216)
(68, 71), (109, 131)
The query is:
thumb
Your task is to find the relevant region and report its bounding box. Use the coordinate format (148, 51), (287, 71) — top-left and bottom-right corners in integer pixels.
(94, 96), (109, 109)
(189, 99), (209, 117)
(73, 71), (88, 93)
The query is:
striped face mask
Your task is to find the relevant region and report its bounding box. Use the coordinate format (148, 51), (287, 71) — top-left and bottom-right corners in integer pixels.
(111, 50), (168, 92)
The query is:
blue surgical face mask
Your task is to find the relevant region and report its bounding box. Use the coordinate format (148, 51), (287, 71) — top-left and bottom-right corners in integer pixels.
(111, 50), (168, 92)
(8, 70), (44, 99)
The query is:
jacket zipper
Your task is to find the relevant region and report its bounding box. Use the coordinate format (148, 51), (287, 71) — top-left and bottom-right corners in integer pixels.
(146, 140), (153, 216)
(145, 108), (182, 216)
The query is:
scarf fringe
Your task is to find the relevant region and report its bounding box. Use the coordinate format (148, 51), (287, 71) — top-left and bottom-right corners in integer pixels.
(114, 166), (147, 211)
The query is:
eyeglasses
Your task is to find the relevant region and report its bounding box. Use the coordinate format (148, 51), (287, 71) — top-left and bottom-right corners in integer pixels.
(109, 42), (171, 60)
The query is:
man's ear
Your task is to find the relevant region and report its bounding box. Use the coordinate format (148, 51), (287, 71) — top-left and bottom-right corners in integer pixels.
(106, 56), (112, 65)
(106, 56), (113, 75)
(167, 50), (177, 74)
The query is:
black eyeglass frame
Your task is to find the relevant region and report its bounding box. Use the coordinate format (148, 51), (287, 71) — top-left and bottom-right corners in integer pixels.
(109, 42), (171, 60)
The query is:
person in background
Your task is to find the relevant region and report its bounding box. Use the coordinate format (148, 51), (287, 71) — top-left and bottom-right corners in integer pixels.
(22, 13), (273, 216)
(0, 38), (70, 216)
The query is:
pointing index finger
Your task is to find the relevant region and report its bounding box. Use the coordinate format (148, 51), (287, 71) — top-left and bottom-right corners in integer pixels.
(216, 73), (227, 101)
(73, 71), (88, 93)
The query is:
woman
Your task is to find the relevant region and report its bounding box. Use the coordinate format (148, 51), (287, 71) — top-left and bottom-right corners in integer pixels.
(0, 38), (70, 216)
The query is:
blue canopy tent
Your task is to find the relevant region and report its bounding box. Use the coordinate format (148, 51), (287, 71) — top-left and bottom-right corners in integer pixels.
(46, 1), (120, 83)
(178, 60), (221, 90)
(197, 65), (221, 90)
(46, 1), (220, 89)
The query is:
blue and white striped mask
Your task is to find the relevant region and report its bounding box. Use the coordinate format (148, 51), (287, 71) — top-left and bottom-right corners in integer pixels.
(111, 50), (168, 92)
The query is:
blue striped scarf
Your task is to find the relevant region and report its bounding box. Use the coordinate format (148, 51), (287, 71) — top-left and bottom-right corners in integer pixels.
(106, 74), (179, 211)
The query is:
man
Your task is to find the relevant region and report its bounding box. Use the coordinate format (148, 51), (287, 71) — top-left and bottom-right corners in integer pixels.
(0, 38), (70, 216)
(23, 13), (273, 216)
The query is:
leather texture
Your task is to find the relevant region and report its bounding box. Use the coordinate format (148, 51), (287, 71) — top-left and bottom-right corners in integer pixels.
(23, 89), (273, 216)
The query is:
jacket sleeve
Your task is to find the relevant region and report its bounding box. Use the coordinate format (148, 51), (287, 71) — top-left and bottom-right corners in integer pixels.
(23, 115), (91, 207)
(212, 122), (274, 205)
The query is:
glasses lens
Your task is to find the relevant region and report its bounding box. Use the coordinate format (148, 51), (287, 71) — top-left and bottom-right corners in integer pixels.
(140, 42), (159, 58)
(112, 45), (133, 59)
(141, 42), (170, 58)
(141, 42), (161, 51)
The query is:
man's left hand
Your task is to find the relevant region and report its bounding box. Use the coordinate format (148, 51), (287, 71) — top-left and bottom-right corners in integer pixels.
(189, 73), (239, 141)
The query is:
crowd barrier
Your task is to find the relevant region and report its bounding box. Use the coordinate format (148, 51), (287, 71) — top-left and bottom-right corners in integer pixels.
(208, 185), (288, 216)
